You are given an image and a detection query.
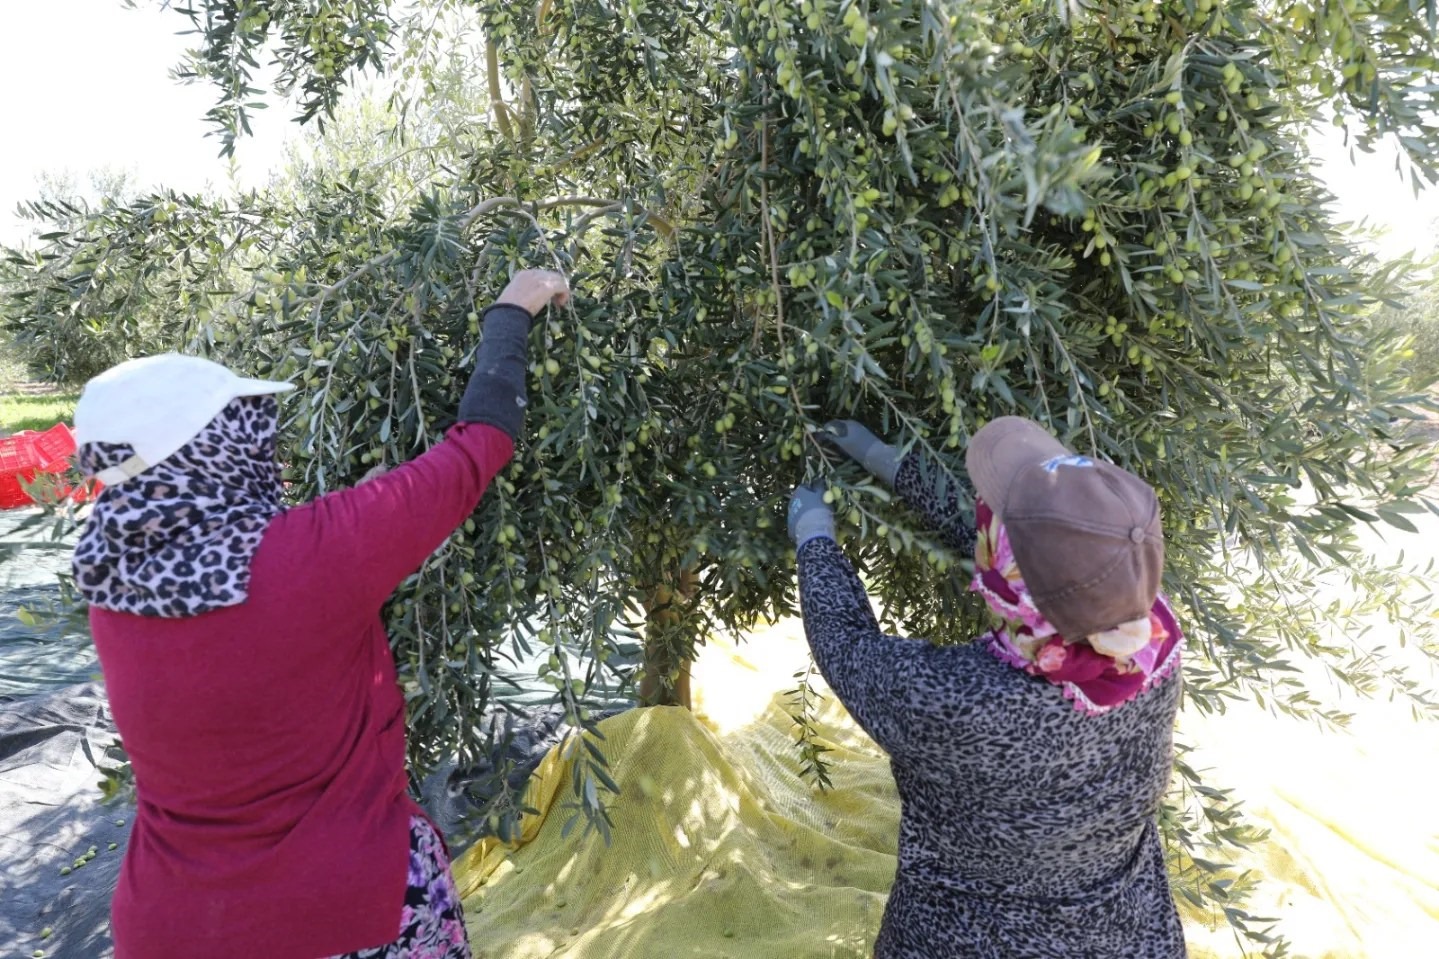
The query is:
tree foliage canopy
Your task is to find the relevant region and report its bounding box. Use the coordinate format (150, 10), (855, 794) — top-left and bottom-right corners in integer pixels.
(7, 0), (1439, 950)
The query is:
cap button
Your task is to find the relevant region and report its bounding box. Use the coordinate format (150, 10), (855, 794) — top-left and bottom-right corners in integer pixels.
(1129, 526), (1146, 543)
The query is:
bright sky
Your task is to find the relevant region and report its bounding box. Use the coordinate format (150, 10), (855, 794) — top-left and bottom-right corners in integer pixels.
(0, 0), (294, 243)
(1, 1), (1436, 260)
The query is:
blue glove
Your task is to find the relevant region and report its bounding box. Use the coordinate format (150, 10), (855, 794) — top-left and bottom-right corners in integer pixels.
(788, 482), (836, 548)
(820, 420), (902, 486)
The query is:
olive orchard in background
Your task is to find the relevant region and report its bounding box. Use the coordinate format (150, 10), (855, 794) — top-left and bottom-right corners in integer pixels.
(6, 0), (1439, 950)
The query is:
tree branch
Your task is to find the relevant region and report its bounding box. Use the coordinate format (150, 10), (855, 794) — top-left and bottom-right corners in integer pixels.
(459, 195), (626, 231)
(519, 74), (537, 141)
(535, 0), (555, 36)
(486, 38), (515, 141)
(758, 108), (786, 350)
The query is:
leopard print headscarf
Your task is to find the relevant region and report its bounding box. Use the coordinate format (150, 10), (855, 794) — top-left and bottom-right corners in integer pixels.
(72, 396), (285, 618)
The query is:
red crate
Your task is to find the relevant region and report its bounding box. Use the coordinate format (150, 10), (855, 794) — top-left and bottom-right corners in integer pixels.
(0, 468), (97, 510)
(0, 474), (30, 509)
(30, 423), (77, 469)
(0, 435), (34, 476)
(0, 424), (93, 510)
(0, 424), (77, 470)
(1, 471), (47, 509)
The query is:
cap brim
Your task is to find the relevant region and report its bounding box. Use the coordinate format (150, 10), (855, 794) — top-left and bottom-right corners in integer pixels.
(232, 377), (296, 396)
(965, 416), (1071, 517)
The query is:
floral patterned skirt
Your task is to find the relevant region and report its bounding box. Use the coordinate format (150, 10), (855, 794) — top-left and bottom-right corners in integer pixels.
(327, 815), (471, 959)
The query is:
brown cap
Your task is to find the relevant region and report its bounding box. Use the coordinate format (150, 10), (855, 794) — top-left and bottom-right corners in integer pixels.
(965, 417), (1163, 639)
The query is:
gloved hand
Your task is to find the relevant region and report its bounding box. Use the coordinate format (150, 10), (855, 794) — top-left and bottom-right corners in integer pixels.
(820, 420), (901, 486)
(788, 482), (836, 548)
(458, 269), (570, 438)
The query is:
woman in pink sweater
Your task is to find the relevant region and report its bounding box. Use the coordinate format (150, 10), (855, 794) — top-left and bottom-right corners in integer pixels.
(69, 270), (569, 959)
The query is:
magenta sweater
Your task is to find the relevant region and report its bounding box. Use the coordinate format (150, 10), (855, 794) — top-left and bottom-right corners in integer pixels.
(90, 423), (514, 959)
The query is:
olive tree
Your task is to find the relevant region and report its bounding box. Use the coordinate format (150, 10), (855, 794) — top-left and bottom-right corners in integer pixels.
(1373, 256), (1439, 389)
(9, 0), (1439, 949)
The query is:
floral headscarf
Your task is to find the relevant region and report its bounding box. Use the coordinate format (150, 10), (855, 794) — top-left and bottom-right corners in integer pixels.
(971, 498), (1182, 716)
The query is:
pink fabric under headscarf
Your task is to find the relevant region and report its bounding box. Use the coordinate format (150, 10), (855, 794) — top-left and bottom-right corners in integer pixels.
(971, 498), (1183, 716)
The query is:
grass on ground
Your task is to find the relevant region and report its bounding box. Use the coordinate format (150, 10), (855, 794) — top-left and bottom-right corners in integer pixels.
(1, 392), (79, 435)
(2, 341), (78, 434)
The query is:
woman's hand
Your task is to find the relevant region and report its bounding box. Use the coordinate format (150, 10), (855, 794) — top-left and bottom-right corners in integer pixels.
(458, 269), (569, 436)
(820, 420), (901, 486)
(788, 482), (836, 548)
(496, 269), (571, 317)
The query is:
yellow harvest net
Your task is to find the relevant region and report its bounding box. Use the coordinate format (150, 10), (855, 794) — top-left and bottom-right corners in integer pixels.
(453, 621), (1438, 959)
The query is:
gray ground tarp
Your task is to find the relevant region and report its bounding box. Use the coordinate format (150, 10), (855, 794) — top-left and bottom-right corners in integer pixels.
(0, 511), (121, 959)
(0, 683), (131, 959)
(0, 510), (93, 700)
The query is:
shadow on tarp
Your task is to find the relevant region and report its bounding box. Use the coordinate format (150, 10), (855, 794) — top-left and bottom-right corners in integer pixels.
(0, 682), (133, 959)
(452, 692), (902, 959)
(0, 582), (98, 700)
(418, 703), (632, 855)
(0, 508), (95, 700)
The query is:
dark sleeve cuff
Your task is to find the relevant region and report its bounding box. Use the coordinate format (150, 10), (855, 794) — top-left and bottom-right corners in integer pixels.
(481, 302), (535, 330)
(456, 301), (536, 439)
(457, 376), (526, 438)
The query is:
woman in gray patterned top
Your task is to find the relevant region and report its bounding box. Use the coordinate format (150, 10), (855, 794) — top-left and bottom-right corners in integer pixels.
(787, 416), (1187, 958)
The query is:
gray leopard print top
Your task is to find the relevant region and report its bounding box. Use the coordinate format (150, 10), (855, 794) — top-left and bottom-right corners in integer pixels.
(796, 453), (1187, 958)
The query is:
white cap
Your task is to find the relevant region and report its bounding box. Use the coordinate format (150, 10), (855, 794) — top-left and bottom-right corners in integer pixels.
(75, 354), (294, 486)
